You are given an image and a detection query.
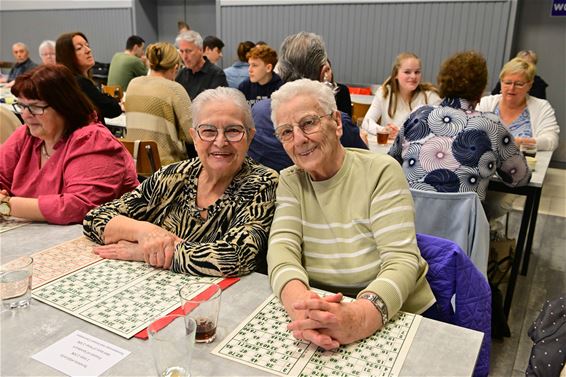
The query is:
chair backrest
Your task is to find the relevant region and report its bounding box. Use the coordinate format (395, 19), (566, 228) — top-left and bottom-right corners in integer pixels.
(119, 140), (162, 177)
(102, 84), (123, 100)
(417, 233), (491, 377)
(410, 189), (490, 277)
(352, 102), (371, 124)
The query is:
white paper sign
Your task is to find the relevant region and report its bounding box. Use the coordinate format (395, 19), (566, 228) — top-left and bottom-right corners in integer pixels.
(32, 330), (130, 376)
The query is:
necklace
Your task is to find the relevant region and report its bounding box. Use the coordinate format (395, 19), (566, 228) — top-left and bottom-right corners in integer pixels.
(41, 143), (51, 158)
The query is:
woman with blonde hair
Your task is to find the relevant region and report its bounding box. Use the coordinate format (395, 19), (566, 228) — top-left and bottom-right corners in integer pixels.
(477, 57), (559, 151)
(491, 50), (548, 99)
(124, 42), (195, 164)
(362, 52), (440, 140)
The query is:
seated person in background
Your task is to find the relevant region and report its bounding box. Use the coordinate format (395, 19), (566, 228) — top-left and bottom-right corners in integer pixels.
(327, 59), (352, 117)
(175, 31), (228, 100)
(0, 43), (37, 87)
(238, 44), (283, 107)
(248, 32), (367, 172)
(202, 35), (224, 65)
(491, 50), (548, 99)
(388, 51), (531, 202)
(0, 65), (138, 224)
(56, 32), (122, 124)
(268, 79), (435, 350)
(83, 87), (278, 277)
(224, 40), (255, 88)
(124, 42), (195, 164)
(477, 57), (559, 152)
(362, 52), (440, 141)
(107, 35), (148, 92)
(38, 40), (56, 65)
(0, 107), (22, 144)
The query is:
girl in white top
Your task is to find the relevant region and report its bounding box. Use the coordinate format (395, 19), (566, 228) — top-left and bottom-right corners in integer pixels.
(362, 52), (441, 140)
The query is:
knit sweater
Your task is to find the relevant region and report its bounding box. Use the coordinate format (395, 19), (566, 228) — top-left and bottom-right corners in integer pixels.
(124, 76), (192, 165)
(267, 148), (435, 318)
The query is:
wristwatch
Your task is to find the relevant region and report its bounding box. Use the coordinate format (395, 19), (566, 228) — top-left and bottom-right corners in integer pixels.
(0, 197), (11, 217)
(358, 292), (389, 325)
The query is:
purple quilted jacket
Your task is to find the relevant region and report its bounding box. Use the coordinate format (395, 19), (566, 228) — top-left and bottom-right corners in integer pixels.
(417, 233), (491, 377)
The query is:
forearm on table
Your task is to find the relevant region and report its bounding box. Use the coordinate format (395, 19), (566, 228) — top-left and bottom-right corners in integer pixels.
(8, 197), (45, 221)
(103, 215), (157, 244)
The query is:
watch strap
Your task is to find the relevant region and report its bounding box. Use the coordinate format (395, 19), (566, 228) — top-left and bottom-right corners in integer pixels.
(358, 292), (389, 325)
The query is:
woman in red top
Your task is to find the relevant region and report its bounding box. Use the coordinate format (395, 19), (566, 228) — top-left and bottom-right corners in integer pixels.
(0, 64), (138, 224)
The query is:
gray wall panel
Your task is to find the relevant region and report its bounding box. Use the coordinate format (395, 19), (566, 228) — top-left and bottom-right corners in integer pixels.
(219, 1), (512, 89)
(0, 8), (132, 63)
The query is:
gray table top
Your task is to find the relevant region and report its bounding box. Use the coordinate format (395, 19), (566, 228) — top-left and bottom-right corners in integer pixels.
(1, 224), (483, 376)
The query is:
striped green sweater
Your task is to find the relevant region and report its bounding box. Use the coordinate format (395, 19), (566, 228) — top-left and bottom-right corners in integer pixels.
(267, 148), (435, 318)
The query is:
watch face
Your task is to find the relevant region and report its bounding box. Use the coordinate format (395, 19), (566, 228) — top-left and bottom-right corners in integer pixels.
(0, 202), (10, 216)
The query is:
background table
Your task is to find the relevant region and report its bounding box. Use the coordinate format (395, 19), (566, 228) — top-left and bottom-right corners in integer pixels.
(1, 224), (483, 376)
(488, 150), (553, 317)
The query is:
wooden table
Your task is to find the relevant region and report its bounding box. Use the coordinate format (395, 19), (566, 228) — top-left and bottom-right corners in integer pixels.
(1, 223), (483, 376)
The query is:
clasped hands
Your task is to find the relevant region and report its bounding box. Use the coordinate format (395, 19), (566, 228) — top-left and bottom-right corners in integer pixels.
(287, 291), (382, 350)
(94, 223), (181, 269)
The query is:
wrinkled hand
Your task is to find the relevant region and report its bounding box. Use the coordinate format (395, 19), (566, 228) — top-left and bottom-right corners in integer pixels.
(137, 226), (182, 269)
(288, 296), (382, 350)
(94, 240), (144, 261)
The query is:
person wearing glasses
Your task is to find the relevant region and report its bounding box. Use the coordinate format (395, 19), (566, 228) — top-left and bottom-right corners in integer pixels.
(477, 57), (559, 152)
(83, 87), (278, 277)
(38, 40), (56, 65)
(388, 51), (530, 202)
(248, 32), (366, 172)
(267, 79), (436, 350)
(0, 65), (138, 224)
(124, 42), (195, 164)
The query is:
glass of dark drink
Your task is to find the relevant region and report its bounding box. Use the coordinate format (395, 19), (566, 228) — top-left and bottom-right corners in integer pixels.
(179, 282), (222, 343)
(520, 142), (537, 158)
(377, 130), (390, 145)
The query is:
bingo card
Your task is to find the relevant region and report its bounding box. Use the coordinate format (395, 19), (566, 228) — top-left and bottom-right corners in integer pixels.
(0, 216), (31, 233)
(212, 293), (421, 377)
(33, 258), (223, 338)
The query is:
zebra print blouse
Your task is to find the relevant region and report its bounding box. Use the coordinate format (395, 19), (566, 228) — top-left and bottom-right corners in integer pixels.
(83, 157), (278, 276)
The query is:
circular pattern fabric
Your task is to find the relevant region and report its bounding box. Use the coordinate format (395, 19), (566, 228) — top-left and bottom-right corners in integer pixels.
(403, 105), (433, 141)
(423, 169), (460, 192)
(498, 129), (521, 160)
(466, 115), (499, 149)
(401, 143), (427, 182)
(499, 155), (530, 186)
(477, 150), (497, 178)
(420, 136), (460, 172)
(427, 107), (467, 137)
(452, 129), (492, 167)
(455, 165), (481, 193)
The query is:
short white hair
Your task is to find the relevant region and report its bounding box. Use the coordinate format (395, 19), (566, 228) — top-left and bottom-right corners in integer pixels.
(175, 31), (203, 49)
(270, 79), (337, 128)
(192, 86), (254, 130)
(39, 40), (55, 54)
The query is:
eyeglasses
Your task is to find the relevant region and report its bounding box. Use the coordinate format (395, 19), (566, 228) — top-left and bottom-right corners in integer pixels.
(501, 80), (528, 88)
(40, 52), (55, 57)
(196, 124), (246, 143)
(274, 113), (333, 143)
(12, 102), (50, 115)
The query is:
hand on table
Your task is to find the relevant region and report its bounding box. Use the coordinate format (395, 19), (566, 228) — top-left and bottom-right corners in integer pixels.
(94, 240), (145, 261)
(287, 295), (383, 350)
(137, 226), (182, 269)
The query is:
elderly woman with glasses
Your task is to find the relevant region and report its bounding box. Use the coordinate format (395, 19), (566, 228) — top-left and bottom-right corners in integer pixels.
(477, 57), (559, 151)
(83, 87), (278, 277)
(267, 79), (435, 350)
(0, 64), (138, 224)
